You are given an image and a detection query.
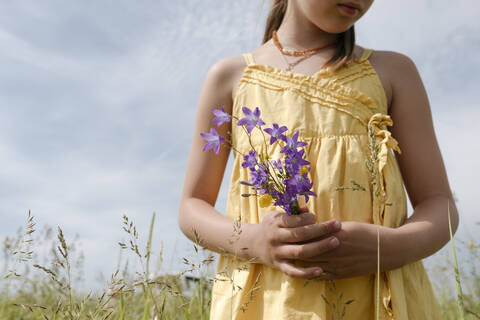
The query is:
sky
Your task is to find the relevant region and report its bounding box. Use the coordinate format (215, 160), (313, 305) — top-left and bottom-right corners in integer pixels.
(1, 0), (479, 291)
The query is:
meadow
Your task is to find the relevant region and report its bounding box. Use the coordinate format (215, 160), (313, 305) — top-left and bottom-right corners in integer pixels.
(1, 209), (479, 320)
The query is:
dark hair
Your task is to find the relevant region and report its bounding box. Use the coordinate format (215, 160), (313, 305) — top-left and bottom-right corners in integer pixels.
(262, 0), (355, 69)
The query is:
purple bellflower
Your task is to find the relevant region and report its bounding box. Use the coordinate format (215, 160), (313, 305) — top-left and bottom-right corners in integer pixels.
(212, 105), (231, 127)
(242, 150), (258, 170)
(280, 131), (308, 155)
(200, 127), (225, 154)
(237, 106), (266, 133)
(284, 149), (310, 175)
(286, 173), (317, 203)
(264, 123), (288, 144)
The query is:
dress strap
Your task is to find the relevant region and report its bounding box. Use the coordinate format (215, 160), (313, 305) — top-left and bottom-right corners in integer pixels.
(360, 48), (373, 61)
(242, 53), (255, 66)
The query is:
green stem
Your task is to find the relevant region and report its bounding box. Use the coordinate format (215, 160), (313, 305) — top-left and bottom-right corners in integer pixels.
(199, 278), (205, 320)
(139, 213), (160, 319)
(231, 114), (259, 157)
(377, 226), (380, 320)
(65, 251), (73, 318)
(241, 125), (260, 157)
(119, 290), (125, 320)
(142, 289), (150, 320)
(260, 162), (285, 194)
(258, 124), (269, 157)
(173, 278), (191, 320)
(447, 199), (465, 320)
(258, 136), (286, 195)
(146, 212), (155, 277)
(224, 138), (245, 157)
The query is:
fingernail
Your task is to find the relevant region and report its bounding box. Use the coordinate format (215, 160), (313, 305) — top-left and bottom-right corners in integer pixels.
(333, 220), (341, 229)
(329, 237), (339, 247)
(315, 269), (323, 276)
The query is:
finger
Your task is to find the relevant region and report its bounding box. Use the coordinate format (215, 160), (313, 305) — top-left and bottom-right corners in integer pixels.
(276, 219), (341, 243)
(276, 236), (340, 260)
(302, 252), (335, 262)
(277, 212), (317, 228)
(299, 261), (337, 275)
(276, 260), (324, 279)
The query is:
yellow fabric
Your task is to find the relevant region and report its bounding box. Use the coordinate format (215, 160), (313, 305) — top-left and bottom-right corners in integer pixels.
(210, 49), (440, 319)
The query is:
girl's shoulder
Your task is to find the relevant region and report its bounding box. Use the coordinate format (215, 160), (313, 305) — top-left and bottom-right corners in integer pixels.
(205, 54), (250, 105)
(368, 49), (419, 109)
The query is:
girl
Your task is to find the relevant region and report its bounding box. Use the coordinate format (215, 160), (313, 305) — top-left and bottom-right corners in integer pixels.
(178, 0), (459, 319)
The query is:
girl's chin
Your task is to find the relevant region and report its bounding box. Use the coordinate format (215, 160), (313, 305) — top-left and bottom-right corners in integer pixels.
(313, 23), (354, 35)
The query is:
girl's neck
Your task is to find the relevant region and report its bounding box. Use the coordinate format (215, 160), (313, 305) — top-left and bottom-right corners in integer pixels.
(276, 4), (339, 50)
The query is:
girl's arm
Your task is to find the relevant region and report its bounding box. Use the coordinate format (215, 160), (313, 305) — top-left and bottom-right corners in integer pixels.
(388, 51), (460, 266)
(178, 57), (247, 258)
(178, 56), (341, 279)
(298, 51), (461, 279)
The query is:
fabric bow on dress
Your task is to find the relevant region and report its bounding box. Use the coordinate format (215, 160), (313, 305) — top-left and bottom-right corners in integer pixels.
(367, 113), (402, 226)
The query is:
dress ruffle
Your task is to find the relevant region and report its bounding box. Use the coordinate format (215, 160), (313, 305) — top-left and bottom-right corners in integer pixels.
(239, 62), (382, 129)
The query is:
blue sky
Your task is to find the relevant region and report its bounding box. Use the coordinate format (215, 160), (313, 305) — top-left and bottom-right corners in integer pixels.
(1, 1), (479, 290)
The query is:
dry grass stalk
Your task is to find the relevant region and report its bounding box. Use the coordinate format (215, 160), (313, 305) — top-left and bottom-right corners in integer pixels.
(2, 205), (477, 319)
(4, 209), (36, 279)
(448, 199), (466, 320)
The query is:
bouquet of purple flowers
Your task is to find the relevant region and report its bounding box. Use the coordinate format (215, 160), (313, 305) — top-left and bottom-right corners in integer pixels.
(201, 106), (316, 215)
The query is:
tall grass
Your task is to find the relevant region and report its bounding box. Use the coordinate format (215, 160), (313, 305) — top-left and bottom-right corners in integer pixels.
(1, 211), (216, 319)
(1, 208), (479, 319)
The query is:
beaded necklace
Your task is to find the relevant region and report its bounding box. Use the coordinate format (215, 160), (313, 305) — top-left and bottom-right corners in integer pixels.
(272, 30), (337, 72)
(272, 30), (336, 56)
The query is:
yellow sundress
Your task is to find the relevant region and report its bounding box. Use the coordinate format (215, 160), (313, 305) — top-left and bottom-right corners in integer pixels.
(209, 49), (440, 319)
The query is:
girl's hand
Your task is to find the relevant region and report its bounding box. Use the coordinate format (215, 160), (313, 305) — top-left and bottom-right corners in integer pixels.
(249, 207), (342, 279)
(299, 221), (398, 280)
